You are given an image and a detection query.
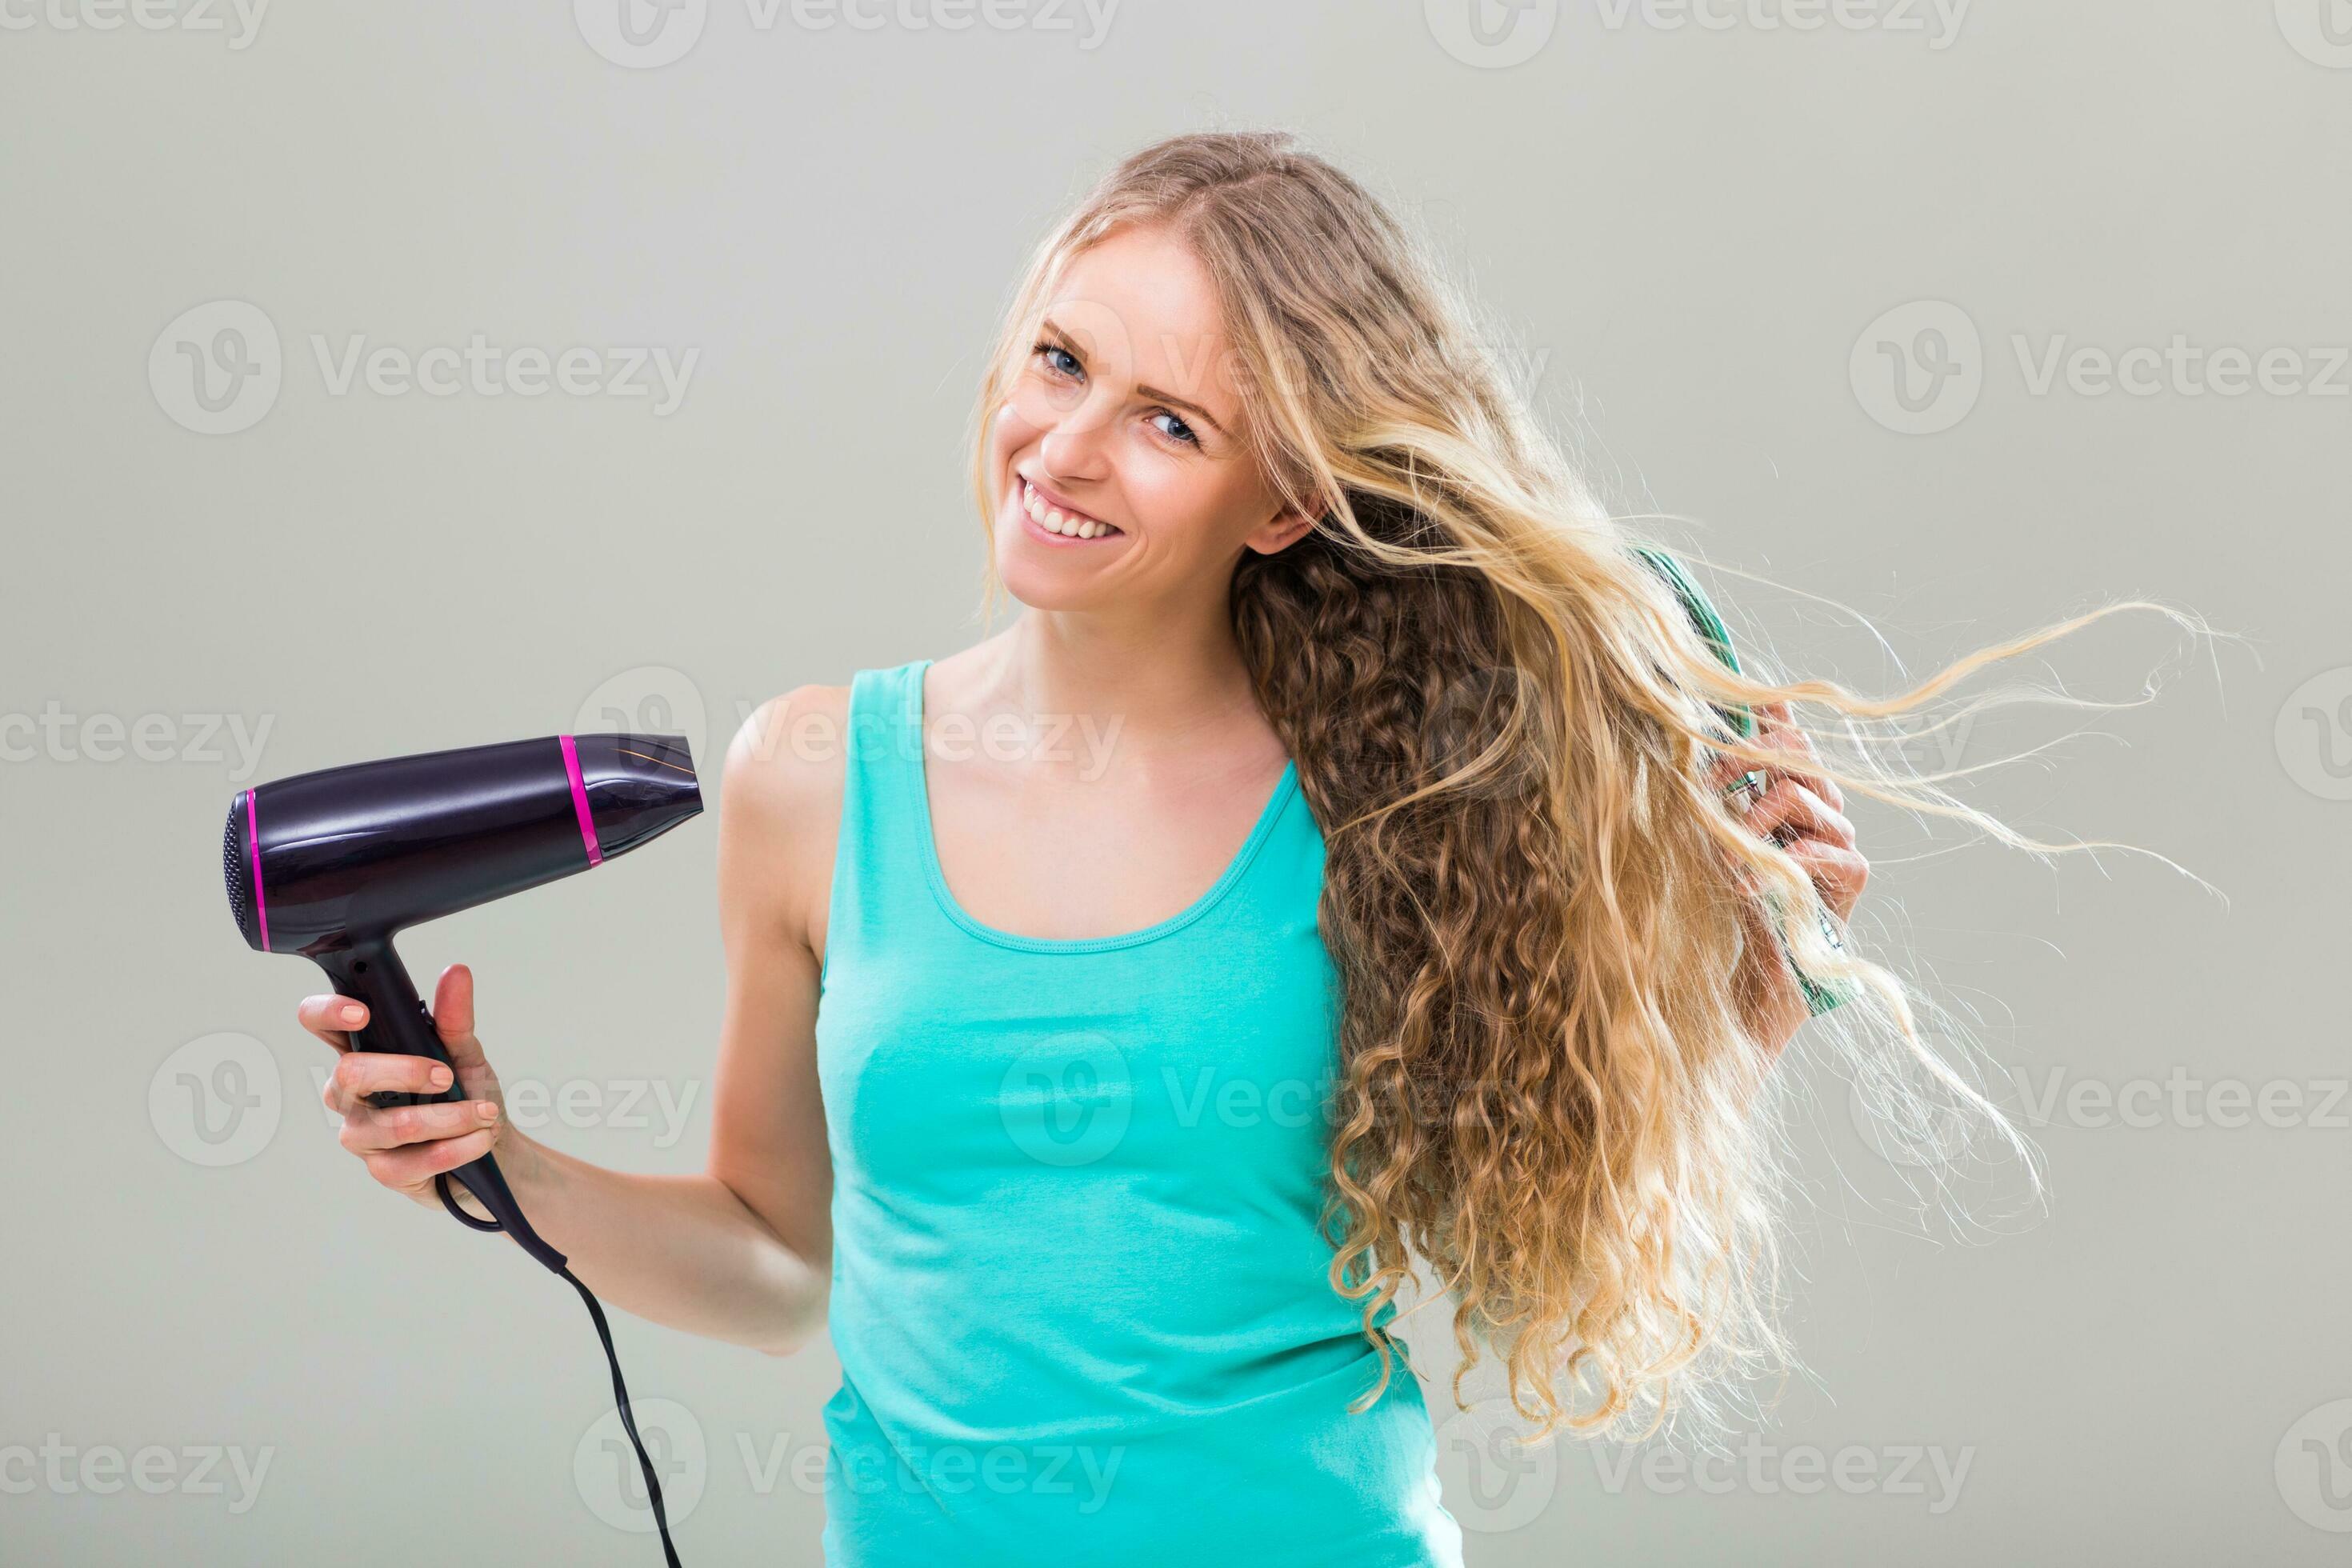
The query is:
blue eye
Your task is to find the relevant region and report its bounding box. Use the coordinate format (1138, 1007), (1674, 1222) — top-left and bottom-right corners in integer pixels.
(1150, 410), (1199, 447)
(1034, 342), (1082, 379)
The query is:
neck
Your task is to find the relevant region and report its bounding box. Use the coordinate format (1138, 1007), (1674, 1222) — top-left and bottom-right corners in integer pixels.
(982, 591), (1264, 760)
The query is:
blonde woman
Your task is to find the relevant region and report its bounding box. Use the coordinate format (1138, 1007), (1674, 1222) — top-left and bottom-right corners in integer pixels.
(299, 132), (2098, 1565)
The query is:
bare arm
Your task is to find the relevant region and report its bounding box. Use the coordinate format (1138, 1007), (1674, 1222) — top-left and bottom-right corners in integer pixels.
(303, 686), (849, 1357)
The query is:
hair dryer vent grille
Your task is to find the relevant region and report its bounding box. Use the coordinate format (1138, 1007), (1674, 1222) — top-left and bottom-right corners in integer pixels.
(223, 799), (254, 944)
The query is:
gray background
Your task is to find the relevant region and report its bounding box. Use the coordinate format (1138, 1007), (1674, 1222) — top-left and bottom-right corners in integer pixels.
(5, 1), (2348, 1562)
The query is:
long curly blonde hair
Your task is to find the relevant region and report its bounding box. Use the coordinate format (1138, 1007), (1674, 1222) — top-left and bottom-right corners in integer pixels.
(967, 130), (2181, 1448)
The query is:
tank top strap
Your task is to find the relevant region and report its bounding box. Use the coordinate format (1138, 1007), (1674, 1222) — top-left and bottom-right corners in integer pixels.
(821, 658), (939, 990)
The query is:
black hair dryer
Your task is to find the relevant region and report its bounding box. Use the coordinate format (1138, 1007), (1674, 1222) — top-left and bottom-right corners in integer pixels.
(222, 731), (702, 1565)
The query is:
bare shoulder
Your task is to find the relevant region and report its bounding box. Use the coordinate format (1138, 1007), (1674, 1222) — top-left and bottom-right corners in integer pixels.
(718, 684), (853, 954)
(725, 683), (852, 806)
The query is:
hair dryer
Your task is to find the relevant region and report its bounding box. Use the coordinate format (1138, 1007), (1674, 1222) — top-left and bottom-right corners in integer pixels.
(223, 731), (702, 1565)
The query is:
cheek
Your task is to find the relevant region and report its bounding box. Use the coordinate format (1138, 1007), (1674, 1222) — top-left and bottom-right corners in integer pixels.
(1122, 452), (1246, 546)
(999, 372), (1097, 447)
(990, 398), (1043, 466)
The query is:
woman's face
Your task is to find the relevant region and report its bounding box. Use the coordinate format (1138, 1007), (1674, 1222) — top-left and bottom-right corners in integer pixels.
(986, 222), (1313, 613)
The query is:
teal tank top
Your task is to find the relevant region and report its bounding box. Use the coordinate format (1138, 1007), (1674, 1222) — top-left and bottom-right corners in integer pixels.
(814, 658), (1465, 1566)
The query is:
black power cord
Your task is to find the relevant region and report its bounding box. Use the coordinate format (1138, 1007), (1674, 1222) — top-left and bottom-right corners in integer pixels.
(437, 1171), (683, 1567)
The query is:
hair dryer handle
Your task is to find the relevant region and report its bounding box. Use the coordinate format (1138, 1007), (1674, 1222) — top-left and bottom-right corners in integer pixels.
(317, 938), (464, 1110)
(314, 938), (569, 1274)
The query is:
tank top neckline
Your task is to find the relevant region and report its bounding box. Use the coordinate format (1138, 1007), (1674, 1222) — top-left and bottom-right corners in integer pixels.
(898, 656), (1302, 956)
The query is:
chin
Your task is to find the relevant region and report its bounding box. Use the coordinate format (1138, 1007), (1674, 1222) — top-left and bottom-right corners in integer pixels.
(993, 518), (1103, 611)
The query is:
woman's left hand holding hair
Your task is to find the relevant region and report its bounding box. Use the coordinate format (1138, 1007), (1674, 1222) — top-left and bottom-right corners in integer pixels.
(1711, 701), (1870, 1056)
(1714, 700), (1870, 923)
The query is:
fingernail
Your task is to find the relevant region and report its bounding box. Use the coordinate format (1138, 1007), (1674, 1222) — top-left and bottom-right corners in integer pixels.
(430, 1067), (452, 1090)
(478, 1102), (499, 1122)
(339, 1004), (364, 1024)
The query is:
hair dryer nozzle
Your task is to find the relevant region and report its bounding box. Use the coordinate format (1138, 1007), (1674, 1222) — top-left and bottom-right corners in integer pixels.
(571, 732), (703, 861)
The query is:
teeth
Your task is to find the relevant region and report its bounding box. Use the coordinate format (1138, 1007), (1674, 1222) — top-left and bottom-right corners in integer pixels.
(1021, 478), (1119, 539)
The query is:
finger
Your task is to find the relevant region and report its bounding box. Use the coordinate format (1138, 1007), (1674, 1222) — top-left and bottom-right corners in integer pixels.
(297, 994), (364, 1052)
(1785, 841), (1870, 917)
(339, 1097), (502, 1155)
(1708, 754), (1770, 815)
(433, 962), (475, 1047)
(1747, 781), (1854, 851)
(1708, 747), (1765, 786)
(430, 964), (497, 1094)
(1754, 787), (1850, 852)
(363, 1125), (499, 1190)
(1750, 710), (1834, 808)
(1758, 740), (1843, 813)
(324, 1050), (454, 1114)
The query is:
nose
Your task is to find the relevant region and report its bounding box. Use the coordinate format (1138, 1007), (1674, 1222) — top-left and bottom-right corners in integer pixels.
(1035, 389), (1115, 485)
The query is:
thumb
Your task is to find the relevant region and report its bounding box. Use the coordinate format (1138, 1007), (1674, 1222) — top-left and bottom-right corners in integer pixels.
(430, 962), (498, 1095)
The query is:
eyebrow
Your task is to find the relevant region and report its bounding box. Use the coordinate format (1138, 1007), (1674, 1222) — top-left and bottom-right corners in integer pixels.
(1038, 315), (1233, 439)
(1135, 382), (1229, 439)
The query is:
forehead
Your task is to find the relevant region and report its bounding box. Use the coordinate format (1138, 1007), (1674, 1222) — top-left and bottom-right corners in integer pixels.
(1043, 223), (1237, 406)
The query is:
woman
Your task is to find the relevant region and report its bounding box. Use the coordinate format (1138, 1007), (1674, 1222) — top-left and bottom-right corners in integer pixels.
(301, 132), (2066, 1565)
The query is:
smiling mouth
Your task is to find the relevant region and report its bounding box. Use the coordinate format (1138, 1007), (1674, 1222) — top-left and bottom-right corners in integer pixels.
(1018, 476), (1125, 541)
